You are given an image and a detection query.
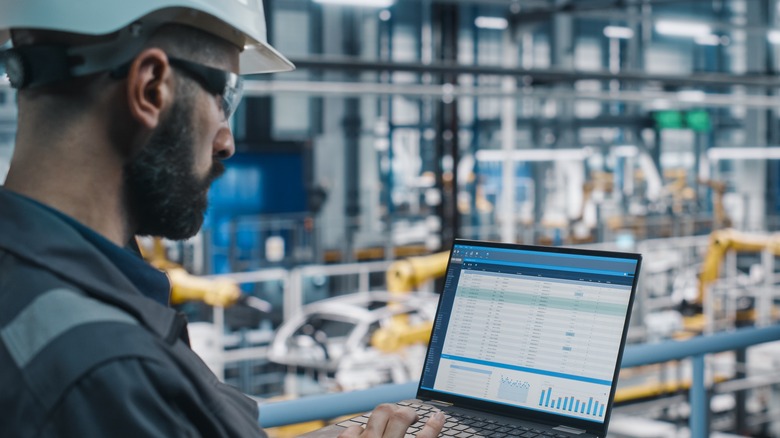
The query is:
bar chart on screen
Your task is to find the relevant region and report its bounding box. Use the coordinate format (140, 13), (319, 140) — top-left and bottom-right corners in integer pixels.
(539, 385), (607, 418)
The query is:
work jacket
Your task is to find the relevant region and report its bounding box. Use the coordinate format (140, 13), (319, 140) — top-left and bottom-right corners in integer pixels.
(0, 188), (267, 437)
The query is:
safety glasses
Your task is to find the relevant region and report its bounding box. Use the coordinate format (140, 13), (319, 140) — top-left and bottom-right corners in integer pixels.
(111, 55), (244, 120)
(167, 57), (244, 120)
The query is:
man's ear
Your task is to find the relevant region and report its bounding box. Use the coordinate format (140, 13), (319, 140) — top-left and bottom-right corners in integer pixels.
(125, 48), (174, 130)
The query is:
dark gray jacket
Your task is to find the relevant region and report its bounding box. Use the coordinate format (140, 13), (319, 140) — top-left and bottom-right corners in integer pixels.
(0, 188), (267, 437)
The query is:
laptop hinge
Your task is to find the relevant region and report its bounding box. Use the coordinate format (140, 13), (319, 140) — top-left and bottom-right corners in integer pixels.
(427, 400), (453, 407)
(553, 425), (587, 435)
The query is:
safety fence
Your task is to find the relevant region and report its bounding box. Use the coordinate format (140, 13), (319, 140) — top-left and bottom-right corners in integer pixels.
(258, 324), (780, 437)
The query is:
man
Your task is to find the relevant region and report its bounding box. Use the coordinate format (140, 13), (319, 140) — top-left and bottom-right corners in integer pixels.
(0, 1), (444, 437)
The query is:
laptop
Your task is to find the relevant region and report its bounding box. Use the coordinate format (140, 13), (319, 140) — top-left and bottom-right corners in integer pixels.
(303, 239), (641, 437)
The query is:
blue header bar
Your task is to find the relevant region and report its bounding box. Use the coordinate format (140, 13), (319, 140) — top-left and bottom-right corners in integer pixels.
(453, 244), (638, 278)
(463, 258), (631, 277)
(442, 354), (613, 386)
(460, 261), (635, 286)
(454, 244), (637, 264)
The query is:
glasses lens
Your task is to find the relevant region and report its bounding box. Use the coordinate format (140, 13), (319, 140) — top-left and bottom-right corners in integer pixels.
(167, 57), (244, 120)
(221, 75), (244, 120)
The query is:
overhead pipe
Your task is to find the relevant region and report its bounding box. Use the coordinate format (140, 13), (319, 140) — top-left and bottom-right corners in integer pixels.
(243, 80), (780, 109)
(287, 56), (780, 88)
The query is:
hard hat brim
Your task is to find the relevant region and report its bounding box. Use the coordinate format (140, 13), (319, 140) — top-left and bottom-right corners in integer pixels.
(0, 1), (296, 75)
(243, 40), (295, 75)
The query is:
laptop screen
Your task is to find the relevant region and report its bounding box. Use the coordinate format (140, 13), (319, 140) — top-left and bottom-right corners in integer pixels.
(418, 240), (640, 430)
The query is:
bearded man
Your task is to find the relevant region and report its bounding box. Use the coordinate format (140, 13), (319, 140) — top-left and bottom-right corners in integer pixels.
(0, 1), (443, 437)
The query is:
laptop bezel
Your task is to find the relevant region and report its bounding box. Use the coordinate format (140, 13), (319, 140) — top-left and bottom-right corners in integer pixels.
(415, 239), (641, 437)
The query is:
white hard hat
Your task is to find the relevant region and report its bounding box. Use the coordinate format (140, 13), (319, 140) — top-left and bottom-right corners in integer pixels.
(0, 0), (294, 75)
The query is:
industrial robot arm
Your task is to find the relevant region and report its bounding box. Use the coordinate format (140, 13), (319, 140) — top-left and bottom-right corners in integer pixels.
(138, 237), (242, 307)
(385, 251), (452, 293)
(697, 178), (732, 229)
(697, 229), (780, 305)
(371, 251), (451, 353)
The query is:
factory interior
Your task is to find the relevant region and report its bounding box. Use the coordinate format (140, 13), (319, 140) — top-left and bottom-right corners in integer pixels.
(8, 0), (780, 436)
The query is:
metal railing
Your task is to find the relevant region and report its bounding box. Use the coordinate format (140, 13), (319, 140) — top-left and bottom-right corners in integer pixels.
(211, 260), (394, 322)
(204, 260), (396, 393)
(257, 324), (780, 437)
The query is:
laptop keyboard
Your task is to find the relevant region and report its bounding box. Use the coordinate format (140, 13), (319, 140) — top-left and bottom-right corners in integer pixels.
(336, 401), (573, 438)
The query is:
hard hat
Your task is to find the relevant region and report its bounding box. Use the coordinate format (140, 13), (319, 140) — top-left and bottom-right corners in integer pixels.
(0, 0), (294, 81)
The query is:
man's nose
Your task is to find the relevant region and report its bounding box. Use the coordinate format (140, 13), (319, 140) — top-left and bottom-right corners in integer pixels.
(213, 123), (235, 160)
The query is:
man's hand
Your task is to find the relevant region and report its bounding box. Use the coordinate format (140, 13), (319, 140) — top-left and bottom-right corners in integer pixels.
(338, 404), (445, 438)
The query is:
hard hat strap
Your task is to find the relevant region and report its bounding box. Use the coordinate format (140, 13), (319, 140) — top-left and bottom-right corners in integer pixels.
(1, 45), (70, 89)
(1, 20), (157, 89)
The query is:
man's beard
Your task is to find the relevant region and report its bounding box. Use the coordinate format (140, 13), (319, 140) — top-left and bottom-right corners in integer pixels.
(124, 96), (225, 240)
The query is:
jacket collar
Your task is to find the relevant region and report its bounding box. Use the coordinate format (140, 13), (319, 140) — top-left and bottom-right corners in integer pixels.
(0, 188), (179, 341)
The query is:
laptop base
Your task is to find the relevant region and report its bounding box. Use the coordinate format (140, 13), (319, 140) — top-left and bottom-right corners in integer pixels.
(299, 399), (596, 438)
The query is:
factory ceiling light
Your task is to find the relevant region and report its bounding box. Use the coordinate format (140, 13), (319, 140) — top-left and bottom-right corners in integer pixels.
(694, 34), (721, 46)
(603, 26), (634, 39)
(313, 0), (394, 7)
(475, 16), (508, 30)
(655, 20), (711, 38)
(768, 30), (780, 44)
(476, 148), (593, 162)
(708, 147), (780, 161)
(677, 90), (706, 102)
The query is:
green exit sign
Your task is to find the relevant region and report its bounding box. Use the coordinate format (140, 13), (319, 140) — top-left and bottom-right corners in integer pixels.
(654, 111), (683, 129)
(654, 110), (711, 132)
(685, 110), (711, 132)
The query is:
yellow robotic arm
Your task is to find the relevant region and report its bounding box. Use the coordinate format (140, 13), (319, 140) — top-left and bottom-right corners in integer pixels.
(697, 229), (780, 305)
(372, 251), (451, 353)
(685, 228), (780, 331)
(697, 178), (732, 230)
(385, 251), (452, 294)
(138, 237), (241, 307)
(165, 267), (242, 307)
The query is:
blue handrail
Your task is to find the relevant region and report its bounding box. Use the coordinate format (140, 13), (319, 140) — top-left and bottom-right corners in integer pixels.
(259, 324), (780, 436)
(620, 324), (780, 367)
(259, 382), (418, 428)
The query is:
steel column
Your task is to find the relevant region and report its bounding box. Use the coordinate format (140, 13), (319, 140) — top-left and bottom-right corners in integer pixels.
(500, 23), (518, 244)
(433, 1), (460, 247)
(342, 9), (362, 265)
(690, 355), (708, 438)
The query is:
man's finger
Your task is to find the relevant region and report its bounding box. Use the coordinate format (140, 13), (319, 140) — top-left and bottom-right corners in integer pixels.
(337, 424), (364, 438)
(380, 406), (418, 437)
(362, 403), (395, 435)
(416, 411), (445, 438)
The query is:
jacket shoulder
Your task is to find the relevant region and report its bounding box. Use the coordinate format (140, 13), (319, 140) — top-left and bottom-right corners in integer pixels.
(0, 250), (263, 437)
